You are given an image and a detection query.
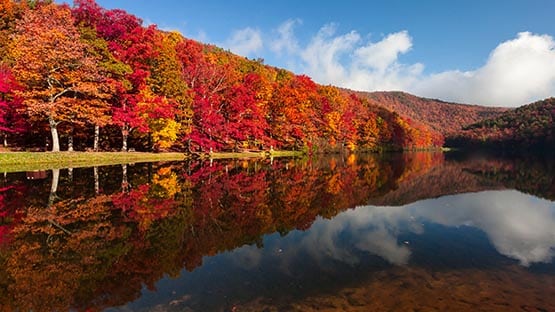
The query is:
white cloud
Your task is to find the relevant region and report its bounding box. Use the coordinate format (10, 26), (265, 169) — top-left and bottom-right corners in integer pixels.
(414, 32), (555, 106)
(297, 28), (555, 107)
(270, 18), (301, 56)
(299, 24), (361, 87)
(227, 244), (263, 270)
(221, 20), (555, 106)
(353, 31), (412, 72)
(295, 28), (424, 92)
(224, 27), (263, 57)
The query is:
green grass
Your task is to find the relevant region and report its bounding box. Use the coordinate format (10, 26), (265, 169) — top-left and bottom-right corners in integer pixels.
(0, 152), (187, 173)
(0, 150), (304, 173)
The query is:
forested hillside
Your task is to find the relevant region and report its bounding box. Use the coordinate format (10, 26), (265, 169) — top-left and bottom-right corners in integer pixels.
(354, 91), (509, 136)
(0, 0), (442, 153)
(449, 98), (555, 149)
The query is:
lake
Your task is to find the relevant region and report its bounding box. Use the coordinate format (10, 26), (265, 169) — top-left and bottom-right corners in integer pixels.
(1, 152), (554, 311)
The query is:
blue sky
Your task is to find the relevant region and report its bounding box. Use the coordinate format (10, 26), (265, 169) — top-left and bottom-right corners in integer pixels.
(85, 1), (555, 106)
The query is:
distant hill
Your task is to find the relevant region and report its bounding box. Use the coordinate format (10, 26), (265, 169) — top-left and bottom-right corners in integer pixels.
(351, 91), (509, 136)
(450, 97), (555, 149)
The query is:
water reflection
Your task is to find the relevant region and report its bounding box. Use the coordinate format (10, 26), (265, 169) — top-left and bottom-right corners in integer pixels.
(282, 190), (555, 269)
(413, 190), (555, 266)
(123, 189), (555, 311)
(0, 152), (554, 311)
(288, 206), (413, 266)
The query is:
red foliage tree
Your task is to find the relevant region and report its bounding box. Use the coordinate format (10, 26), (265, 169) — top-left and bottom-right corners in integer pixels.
(220, 73), (272, 150)
(73, 0), (157, 151)
(0, 66), (25, 147)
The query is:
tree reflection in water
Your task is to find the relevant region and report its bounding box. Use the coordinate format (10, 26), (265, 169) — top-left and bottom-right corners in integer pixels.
(0, 152), (554, 311)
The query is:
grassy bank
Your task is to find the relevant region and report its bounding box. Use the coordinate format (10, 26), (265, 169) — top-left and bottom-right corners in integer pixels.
(0, 152), (187, 173)
(0, 150), (304, 173)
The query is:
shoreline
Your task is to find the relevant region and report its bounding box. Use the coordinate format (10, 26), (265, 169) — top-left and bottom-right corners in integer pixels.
(0, 150), (304, 173)
(0, 148), (450, 173)
(0, 151), (187, 173)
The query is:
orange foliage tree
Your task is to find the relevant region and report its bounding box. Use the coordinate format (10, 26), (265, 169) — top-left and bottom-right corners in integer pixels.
(10, 3), (111, 152)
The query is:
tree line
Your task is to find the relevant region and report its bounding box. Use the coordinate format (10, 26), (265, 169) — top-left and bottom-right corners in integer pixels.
(0, 0), (442, 153)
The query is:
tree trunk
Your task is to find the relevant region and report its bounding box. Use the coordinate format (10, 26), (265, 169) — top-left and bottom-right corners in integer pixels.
(121, 164), (129, 192)
(3, 134), (7, 147)
(68, 134), (74, 152)
(122, 125), (128, 152)
(48, 169), (60, 207)
(49, 116), (60, 152)
(94, 125), (100, 152)
(68, 167), (73, 183)
(94, 166), (99, 195)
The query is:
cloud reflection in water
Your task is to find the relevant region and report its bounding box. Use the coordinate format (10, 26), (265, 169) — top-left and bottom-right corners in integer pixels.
(228, 190), (555, 269)
(413, 190), (555, 266)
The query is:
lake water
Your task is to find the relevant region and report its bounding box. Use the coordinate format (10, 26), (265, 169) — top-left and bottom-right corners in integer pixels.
(1, 152), (554, 311)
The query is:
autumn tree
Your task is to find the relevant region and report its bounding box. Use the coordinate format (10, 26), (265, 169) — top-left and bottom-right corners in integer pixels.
(148, 31), (192, 149)
(269, 74), (320, 149)
(0, 0), (27, 65)
(110, 24), (160, 151)
(0, 2), (28, 147)
(177, 41), (241, 151)
(73, 25), (130, 151)
(135, 88), (179, 151)
(357, 111), (380, 150)
(10, 2), (111, 152)
(219, 73), (272, 150)
(112, 166), (180, 232)
(0, 66), (26, 147)
(72, 0), (157, 151)
(318, 86), (359, 150)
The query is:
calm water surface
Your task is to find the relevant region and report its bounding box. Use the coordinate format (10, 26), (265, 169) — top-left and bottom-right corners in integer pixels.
(1, 152), (554, 311)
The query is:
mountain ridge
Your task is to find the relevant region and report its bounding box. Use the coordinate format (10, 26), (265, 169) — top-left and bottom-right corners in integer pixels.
(349, 90), (510, 137)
